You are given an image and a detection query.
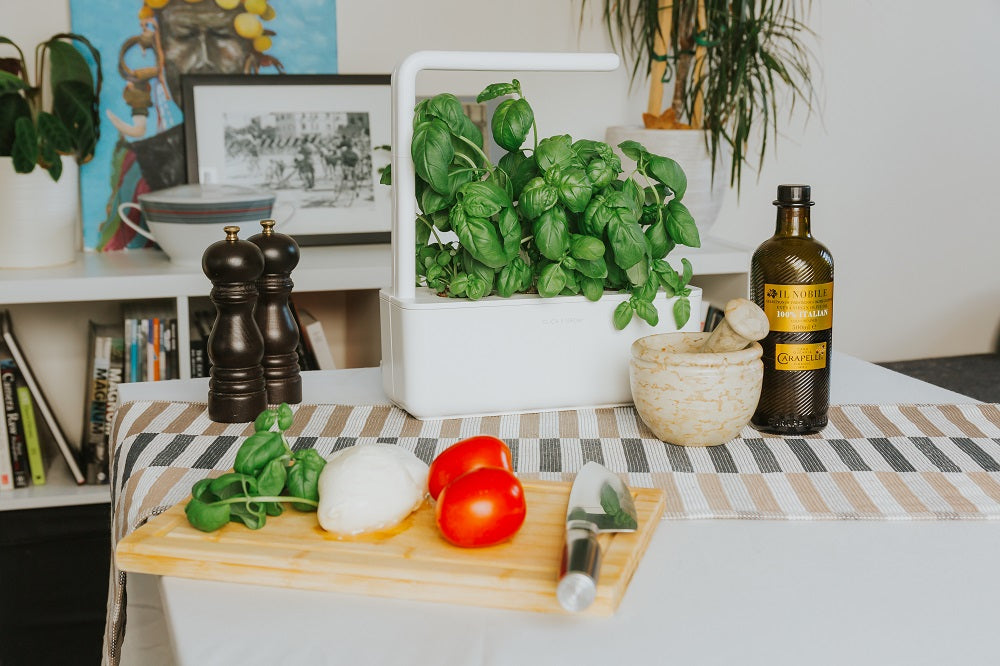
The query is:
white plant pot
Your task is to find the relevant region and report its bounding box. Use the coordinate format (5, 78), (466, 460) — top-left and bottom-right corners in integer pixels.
(380, 286), (702, 419)
(605, 126), (728, 236)
(0, 157), (79, 269)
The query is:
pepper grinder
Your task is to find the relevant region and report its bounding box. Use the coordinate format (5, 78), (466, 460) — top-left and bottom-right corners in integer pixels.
(202, 225), (267, 422)
(248, 219), (302, 404)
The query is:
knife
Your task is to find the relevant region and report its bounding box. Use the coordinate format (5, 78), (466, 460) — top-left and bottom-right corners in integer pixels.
(556, 461), (639, 612)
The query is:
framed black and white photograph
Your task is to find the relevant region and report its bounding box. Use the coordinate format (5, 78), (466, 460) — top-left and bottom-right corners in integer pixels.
(182, 74), (390, 245)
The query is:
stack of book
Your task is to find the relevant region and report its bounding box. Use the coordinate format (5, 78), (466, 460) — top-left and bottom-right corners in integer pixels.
(0, 310), (85, 489)
(123, 304), (180, 383)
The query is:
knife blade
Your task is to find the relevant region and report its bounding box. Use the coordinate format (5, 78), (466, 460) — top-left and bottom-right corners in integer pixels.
(556, 461), (638, 612)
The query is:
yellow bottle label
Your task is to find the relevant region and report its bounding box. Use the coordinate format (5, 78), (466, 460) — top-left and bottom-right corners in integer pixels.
(763, 282), (833, 332)
(775, 342), (827, 371)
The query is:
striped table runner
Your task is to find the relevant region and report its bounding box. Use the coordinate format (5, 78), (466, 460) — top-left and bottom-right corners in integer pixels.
(104, 400), (1000, 665)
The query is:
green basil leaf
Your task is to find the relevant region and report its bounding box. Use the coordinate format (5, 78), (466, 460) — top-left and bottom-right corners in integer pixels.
(646, 155), (688, 200)
(254, 409), (277, 433)
(580, 276), (604, 301)
(286, 449), (326, 511)
(492, 98), (533, 152)
(536, 263), (567, 298)
(534, 134), (577, 172)
(458, 180), (509, 218)
(496, 263), (520, 298)
(465, 274), (490, 300)
(411, 120), (454, 194)
(673, 296), (692, 329)
(569, 234), (605, 261)
(425, 93), (467, 136)
(644, 220), (673, 259)
(277, 403), (294, 431)
(635, 274), (659, 302)
(498, 149), (538, 199)
(455, 215), (507, 268)
(625, 256), (649, 286)
(519, 177), (559, 219)
(617, 140), (648, 163)
(633, 299), (659, 326)
(229, 500), (267, 530)
(548, 165), (593, 213)
(665, 200), (701, 248)
(517, 257), (534, 292)
(680, 257), (693, 287)
(561, 268), (580, 295)
(209, 472), (257, 500)
(185, 497), (231, 532)
(498, 206), (520, 261)
(234, 432), (285, 476)
(613, 301), (634, 330)
(607, 216), (646, 270)
(256, 457), (287, 496)
(533, 206), (570, 261)
(586, 158), (615, 190)
(477, 80), (521, 102)
(449, 273), (469, 297)
(574, 256), (608, 280)
(190, 478), (217, 502)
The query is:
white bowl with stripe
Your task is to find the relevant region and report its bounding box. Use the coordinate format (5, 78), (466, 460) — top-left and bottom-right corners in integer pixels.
(118, 184), (278, 266)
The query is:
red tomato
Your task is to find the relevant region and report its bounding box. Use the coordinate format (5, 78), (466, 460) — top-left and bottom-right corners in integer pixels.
(435, 467), (527, 548)
(427, 435), (513, 500)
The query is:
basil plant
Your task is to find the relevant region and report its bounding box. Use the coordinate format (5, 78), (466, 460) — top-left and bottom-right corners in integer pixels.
(384, 79), (701, 329)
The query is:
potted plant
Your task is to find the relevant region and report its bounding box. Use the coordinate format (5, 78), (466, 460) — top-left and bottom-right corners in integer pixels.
(0, 33), (102, 268)
(587, 0), (817, 231)
(380, 68), (703, 419)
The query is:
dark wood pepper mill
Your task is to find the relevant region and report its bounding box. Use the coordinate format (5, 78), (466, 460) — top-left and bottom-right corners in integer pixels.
(202, 225), (267, 423)
(248, 219), (302, 405)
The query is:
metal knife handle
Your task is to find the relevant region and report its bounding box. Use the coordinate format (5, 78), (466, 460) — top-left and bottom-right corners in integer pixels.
(557, 526), (601, 612)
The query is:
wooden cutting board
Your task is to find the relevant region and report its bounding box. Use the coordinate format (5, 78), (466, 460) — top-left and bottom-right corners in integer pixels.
(116, 480), (665, 616)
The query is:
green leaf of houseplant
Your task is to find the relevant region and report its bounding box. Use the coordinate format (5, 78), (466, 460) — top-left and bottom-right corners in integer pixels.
(457, 180), (509, 219)
(411, 119), (454, 194)
(569, 234), (605, 261)
(11, 115), (38, 173)
(532, 206), (570, 261)
(454, 215), (507, 269)
(0, 93), (31, 156)
(518, 177), (558, 219)
(606, 215), (646, 269)
(646, 154), (688, 200)
(497, 149), (538, 199)
(536, 262), (567, 297)
(665, 199), (701, 248)
(491, 98), (533, 152)
(545, 165), (592, 213)
(613, 301), (634, 330)
(534, 134), (577, 172)
(477, 80), (521, 102)
(673, 296), (692, 329)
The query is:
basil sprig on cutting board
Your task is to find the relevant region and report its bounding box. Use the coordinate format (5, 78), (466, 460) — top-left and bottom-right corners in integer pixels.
(184, 404), (326, 532)
(384, 79), (700, 329)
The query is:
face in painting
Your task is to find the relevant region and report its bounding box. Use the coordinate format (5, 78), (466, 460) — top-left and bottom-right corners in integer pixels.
(157, 1), (254, 105)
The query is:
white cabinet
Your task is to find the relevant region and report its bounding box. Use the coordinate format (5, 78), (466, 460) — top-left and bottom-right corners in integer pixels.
(0, 237), (748, 511)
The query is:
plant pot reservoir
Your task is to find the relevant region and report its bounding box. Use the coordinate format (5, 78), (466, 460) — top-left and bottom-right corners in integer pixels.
(381, 287), (702, 419)
(0, 159), (79, 269)
(629, 332), (762, 446)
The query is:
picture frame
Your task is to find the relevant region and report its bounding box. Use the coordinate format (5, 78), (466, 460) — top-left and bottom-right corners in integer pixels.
(182, 74), (391, 246)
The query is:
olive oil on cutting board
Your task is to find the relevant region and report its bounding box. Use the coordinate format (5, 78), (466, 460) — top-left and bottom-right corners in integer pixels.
(751, 184), (834, 434)
(115, 480), (665, 616)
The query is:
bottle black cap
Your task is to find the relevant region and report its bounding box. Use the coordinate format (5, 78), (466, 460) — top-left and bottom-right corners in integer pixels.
(773, 184), (813, 207)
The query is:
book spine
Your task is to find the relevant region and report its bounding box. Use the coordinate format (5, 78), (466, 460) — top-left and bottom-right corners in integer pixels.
(305, 320), (337, 371)
(99, 336), (125, 485)
(16, 384), (46, 486)
(84, 335), (112, 485)
(152, 317), (161, 382)
(0, 393), (12, 490)
(1, 361), (29, 488)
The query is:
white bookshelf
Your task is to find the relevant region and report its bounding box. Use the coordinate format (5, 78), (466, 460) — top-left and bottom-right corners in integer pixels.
(0, 237), (749, 512)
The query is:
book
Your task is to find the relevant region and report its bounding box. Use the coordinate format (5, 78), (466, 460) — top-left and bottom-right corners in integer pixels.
(297, 308), (337, 371)
(288, 300), (318, 371)
(17, 383), (46, 486)
(703, 302), (725, 333)
(0, 310), (85, 485)
(0, 403), (12, 490)
(0, 360), (29, 488)
(81, 322), (122, 485)
(190, 309), (214, 378)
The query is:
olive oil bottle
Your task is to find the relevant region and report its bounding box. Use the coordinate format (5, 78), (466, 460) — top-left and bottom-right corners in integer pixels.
(751, 184), (834, 434)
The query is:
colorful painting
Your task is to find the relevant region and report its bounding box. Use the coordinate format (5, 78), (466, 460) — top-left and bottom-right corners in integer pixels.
(69, 0), (338, 251)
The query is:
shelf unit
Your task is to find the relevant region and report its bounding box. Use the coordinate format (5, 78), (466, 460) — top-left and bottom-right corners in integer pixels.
(0, 236), (749, 512)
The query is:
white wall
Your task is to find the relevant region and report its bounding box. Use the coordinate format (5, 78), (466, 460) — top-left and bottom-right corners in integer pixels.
(10, 0), (1000, 363)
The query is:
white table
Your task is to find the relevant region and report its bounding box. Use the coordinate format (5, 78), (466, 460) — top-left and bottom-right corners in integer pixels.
(118, 354), (996, 666)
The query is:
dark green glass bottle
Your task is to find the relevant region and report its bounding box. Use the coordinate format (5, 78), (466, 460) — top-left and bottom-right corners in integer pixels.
(750, 184), (834, 434)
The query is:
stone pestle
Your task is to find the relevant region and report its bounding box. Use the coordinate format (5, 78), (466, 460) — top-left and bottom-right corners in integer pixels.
(699, 298), (770, 353)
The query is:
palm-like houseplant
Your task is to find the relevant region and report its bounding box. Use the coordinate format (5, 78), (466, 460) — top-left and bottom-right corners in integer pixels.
(0, 33), (102, 181)
(587, 0), (817, 192)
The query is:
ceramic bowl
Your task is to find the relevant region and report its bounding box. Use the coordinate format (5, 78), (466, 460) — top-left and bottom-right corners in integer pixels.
(629, 331), (763, 447)
(117, 184), (282, 266)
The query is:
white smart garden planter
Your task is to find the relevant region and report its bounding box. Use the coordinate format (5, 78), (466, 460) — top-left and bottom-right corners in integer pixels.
(380, 51), (702, 419)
